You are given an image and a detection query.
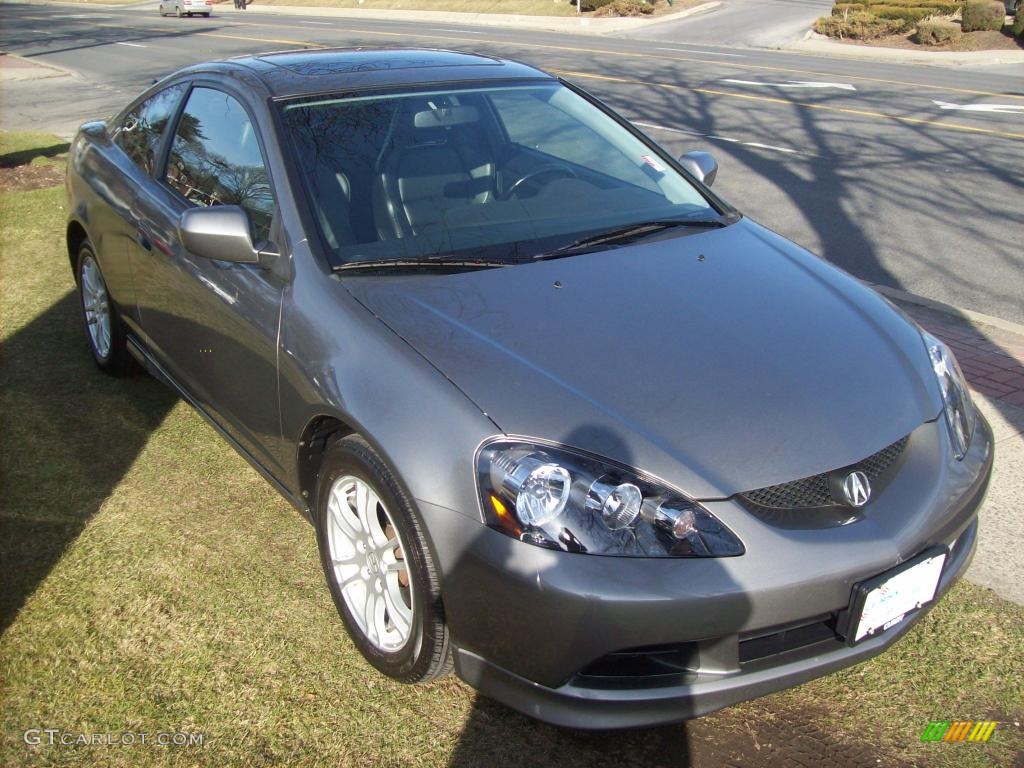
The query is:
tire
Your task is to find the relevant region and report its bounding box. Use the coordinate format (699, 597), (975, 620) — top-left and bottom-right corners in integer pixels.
(203, 12), (211, 16)
(315, 435), (452, 683)
(76, 242), (131, 376)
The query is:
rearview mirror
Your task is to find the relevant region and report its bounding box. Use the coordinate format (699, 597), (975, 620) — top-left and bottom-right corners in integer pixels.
(678, 151), (718, 187)
(179, 206), (264, 264)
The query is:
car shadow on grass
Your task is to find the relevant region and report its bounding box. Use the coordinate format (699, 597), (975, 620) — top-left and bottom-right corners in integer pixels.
(0, 290), (177, 635)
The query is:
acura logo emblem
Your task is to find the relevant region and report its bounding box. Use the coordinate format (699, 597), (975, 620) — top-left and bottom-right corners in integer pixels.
(841, 471), (871, 507)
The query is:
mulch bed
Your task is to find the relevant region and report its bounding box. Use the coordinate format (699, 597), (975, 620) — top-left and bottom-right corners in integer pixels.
(0, 161), (66, 193)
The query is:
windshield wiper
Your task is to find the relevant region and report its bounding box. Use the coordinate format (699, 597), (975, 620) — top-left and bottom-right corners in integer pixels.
(335, 257), (511, 273)
(533, 218), (728, 261)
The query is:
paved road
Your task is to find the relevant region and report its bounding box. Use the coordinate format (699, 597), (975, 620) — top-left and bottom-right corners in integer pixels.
(627, 0), (833, 46)
(1, 1), (1023, 324)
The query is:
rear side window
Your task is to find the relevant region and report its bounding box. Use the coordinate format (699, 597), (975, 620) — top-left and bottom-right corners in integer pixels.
(164, 87), (274, 243)
(116, 83), (186, 175)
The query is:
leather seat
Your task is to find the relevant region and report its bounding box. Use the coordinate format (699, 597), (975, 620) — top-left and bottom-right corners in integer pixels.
(373, 101), (495, 239)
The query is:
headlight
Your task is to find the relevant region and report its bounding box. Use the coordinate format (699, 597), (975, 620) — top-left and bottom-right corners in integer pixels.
(477, 440), (744, 557)
(922, 331), (975, 460)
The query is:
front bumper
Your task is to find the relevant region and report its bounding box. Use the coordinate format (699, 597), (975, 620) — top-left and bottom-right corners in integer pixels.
(418, 415), (993, 729)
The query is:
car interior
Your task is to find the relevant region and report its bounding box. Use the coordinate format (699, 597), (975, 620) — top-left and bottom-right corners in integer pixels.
(286, 88), (679, 262)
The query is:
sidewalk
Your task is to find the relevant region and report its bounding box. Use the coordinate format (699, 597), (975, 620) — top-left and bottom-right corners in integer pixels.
(240, 0), (720, 35)
(786, 31), (1024, 66)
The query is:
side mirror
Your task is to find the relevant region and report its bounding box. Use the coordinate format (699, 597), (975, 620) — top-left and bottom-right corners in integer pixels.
(678, 151), (718, 187)
(179, 205), (271, 265)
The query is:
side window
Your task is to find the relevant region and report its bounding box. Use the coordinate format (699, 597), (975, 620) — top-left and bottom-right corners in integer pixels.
(488, 89), (656, 192)
(164, 87), (274, 244)
(116, 84), (187, 175)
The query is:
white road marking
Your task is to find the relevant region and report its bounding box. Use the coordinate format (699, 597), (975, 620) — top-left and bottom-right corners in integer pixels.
(428, 28), (483, 33)
(654, 47), (745, 58)
(933, 100), (1024, 114)
(634, 121), (705, 137)
(634, 121), (807, 156)
(742, 142), (797, 154)
(723, 78), (857, 91)
(115, 42), (148, 48)
(298, 20), (332, 25)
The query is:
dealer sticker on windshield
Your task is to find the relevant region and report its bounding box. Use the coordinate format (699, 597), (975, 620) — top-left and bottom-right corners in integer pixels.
(852, 550), (946, 643)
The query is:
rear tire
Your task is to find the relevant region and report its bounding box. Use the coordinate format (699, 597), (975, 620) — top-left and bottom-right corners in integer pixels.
(76, 242), (131, 376)
(315, 435), (452, 683)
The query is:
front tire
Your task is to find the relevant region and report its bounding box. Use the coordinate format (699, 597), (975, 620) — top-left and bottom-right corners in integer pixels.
(316, 435), (452, 683)
(176, 6), (183, 17)
(76, 242), (130, 375)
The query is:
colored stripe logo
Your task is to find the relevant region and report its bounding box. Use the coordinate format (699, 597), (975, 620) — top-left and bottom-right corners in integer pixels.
(920, 721), (997, 742)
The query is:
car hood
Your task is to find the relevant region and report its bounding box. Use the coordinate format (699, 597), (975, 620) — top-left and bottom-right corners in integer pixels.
(343, 219), (939, 499)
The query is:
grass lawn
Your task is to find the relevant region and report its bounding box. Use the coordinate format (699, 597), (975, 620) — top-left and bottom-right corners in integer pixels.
(1, 131), (1022, 767)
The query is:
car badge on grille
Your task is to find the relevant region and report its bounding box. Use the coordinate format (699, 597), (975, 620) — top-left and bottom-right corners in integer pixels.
(841, 471), (871, 507)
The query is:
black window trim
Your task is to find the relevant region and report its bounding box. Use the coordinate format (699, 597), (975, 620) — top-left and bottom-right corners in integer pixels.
(157, 78), (281, 245)
(112, 80), (189, 180)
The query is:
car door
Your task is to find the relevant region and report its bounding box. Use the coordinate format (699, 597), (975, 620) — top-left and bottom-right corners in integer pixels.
(96, 83), (187, 333)
(130, 83), (286, 478)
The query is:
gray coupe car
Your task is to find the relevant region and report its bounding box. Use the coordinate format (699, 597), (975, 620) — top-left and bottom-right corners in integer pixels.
(65, 49), (993, 729)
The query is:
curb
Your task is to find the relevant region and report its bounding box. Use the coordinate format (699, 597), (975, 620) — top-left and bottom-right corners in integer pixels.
(783, 31), (1024, 67)
(865, 282), (1024, 339)
(235, 1), (721, 36)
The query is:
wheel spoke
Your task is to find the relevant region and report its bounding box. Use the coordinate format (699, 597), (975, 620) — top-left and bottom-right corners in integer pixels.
(383, 582), (413, 633)
(329, 490), (361, 541)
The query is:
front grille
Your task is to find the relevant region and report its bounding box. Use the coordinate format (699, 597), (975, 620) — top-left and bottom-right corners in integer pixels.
(740, 435), (909, 510)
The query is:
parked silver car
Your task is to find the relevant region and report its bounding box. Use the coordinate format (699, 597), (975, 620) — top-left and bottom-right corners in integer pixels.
(65, 49), (993, 729)
(158, 0), (212, 17)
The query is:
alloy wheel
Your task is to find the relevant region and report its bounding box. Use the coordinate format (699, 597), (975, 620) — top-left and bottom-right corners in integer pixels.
(80, 254), (111, 360)
(326, 475), (414, 652)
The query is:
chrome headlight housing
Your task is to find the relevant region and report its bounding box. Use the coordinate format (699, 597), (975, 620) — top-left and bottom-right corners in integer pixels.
(921, 331), (975, 460)
(476, 440), (744, 557)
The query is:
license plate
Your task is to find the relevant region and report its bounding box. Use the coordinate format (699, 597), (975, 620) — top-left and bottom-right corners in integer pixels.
(850, 549), (946, 643)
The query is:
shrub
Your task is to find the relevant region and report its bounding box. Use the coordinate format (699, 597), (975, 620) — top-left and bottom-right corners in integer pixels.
(576, 0), (614, 10)
(832, 2), (867, 14)
(868, 5), (943, 23)
(915, 17), (963, 42)
(814, 10), (908, 37)
(961, 0), (1005, 30)
(594, 0), (655, 15)
(1012, 5), (1024, 36)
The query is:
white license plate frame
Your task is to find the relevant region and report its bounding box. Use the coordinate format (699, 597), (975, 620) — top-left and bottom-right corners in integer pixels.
(848, 547), (947, 644)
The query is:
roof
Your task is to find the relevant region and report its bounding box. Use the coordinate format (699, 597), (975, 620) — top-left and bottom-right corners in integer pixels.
(223, 48), (554, 99)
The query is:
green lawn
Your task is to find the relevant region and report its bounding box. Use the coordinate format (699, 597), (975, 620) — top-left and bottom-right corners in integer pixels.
(1, 131), (1021, 767)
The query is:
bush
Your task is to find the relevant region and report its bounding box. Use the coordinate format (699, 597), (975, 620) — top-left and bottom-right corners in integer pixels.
(915, 17), (963, 42)
(594, 0), (655, 14)
(814, 10), (908, 37)
(868, 5), (944, 23)
(1012, 5), (1024, 36)
(961, 0), (1005, 30)
(576, 0), (614, 10)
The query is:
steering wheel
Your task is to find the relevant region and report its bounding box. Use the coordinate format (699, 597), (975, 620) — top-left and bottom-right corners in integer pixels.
(498, 164), (578, 200)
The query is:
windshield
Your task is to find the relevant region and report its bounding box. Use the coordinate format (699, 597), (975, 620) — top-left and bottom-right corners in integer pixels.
(280, 81), (725, 267)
